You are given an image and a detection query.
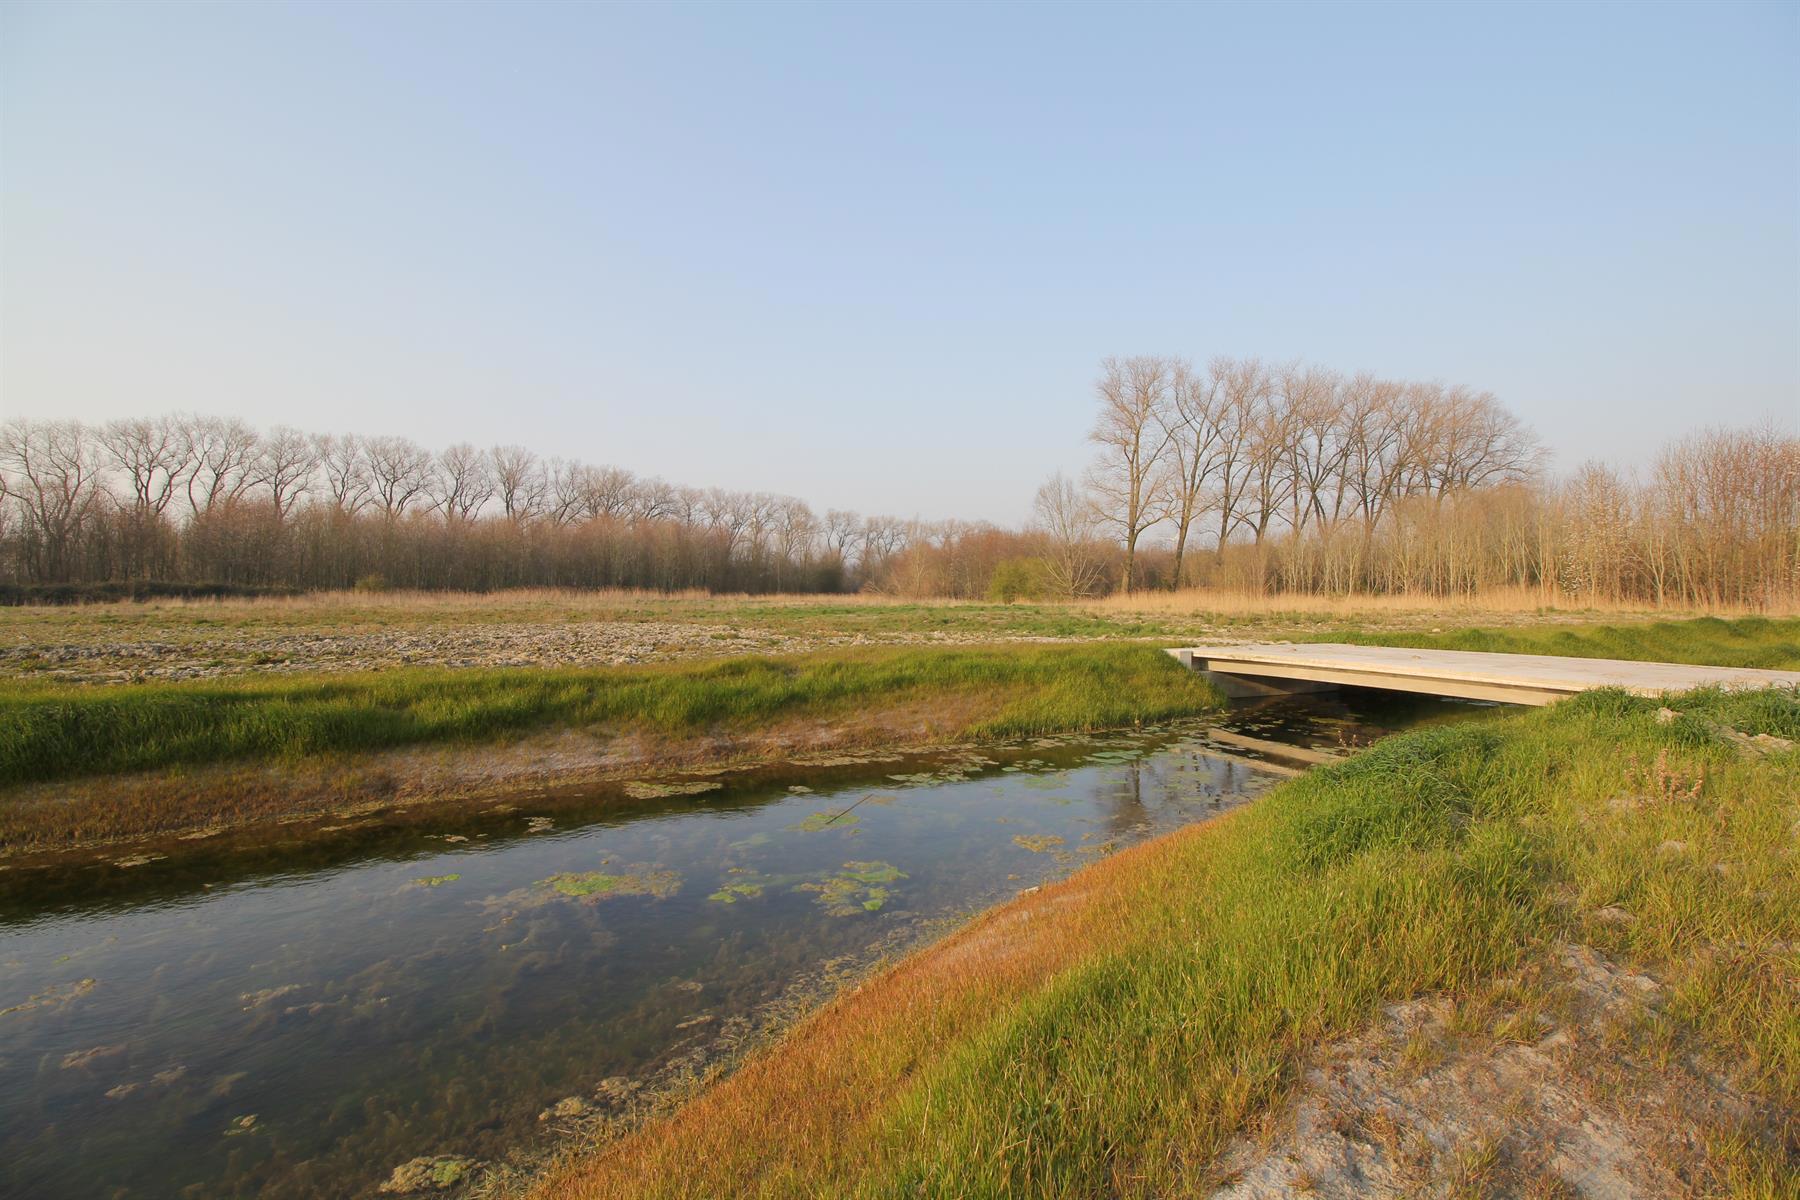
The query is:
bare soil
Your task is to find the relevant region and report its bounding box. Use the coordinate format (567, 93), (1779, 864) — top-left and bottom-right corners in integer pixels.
(1208, 945), (1789, 1198)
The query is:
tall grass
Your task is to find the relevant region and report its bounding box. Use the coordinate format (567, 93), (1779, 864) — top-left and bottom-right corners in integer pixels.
(534, 686), (1800, 1198)
(0, 644), (1220, 787)
(1091, 583), (1799, 619)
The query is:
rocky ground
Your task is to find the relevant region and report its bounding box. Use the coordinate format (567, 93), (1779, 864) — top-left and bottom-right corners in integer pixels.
(0, 592), (1642, 685)
(0, 618), (1055, 683)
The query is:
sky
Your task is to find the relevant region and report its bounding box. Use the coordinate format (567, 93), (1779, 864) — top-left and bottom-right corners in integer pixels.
(2, 0), (1796, 524)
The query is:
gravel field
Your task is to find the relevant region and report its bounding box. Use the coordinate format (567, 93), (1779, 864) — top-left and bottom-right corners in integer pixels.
(0, 620), (1089, 683)
(0, 590), (1674, 685)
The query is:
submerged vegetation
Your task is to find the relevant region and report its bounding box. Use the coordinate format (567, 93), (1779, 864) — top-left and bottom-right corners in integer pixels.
(531, 685), (1800, 1198)
(539, 869), (681, 901)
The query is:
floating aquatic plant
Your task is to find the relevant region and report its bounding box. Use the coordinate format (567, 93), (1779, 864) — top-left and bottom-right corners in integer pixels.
(788, 811), (860, 833)
(840, 860), (906, 885)
(531, 867), (681, 901)
(622, 781), (724, 800)
(797, 860), (907, 915)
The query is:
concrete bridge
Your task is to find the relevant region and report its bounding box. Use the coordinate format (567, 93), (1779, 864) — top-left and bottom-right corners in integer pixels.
(1168, 643), (1800, 706)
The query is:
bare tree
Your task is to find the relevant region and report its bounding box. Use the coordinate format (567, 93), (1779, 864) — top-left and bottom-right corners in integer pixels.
(1031, 472), (1105, 597)
(489, 445), (544, 521)
(100, 416), (190, 515)
(546, 459), (588, 525)
(182, 415), (261, 514)
(631, 478), (680, 524)
(860, 515), (909, 572)
(436, 443), (495, 521)
(255, 426), (320, 518)
(1087, 355), (1174, 592)
(1339, 374), (1409, 532)
(577, 466), (637, 521)
(1280, 364), (1346, 534)
(1430, 387), (1539, 495)
(0, 418), (105, 580)
(1241, 369), (1302, 545)
(1207, 356), (1267, 557)
(1158, 359), (1229, 587)
(823, 508), (863, 573)
(316, 434), (373, 514)
(364, 435), (438, 519)
(665, 485), (704, 529)
(772, 496), (819, 588)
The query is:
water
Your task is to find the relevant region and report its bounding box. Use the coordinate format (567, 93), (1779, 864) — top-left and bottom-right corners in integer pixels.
(0, 692), (1480, 1198)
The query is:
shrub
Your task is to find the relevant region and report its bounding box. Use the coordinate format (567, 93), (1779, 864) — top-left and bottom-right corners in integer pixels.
(987, 559), (1046, 604)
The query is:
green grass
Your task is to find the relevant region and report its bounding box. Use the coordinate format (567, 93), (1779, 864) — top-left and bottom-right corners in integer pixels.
(875, 689), (1798, 1195)
(0, 644), (1221, 787)
(552, 684), (1800, 1197)
(1320, 614), (1800, 670)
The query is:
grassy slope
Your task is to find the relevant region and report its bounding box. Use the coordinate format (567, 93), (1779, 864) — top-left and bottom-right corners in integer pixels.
(1318, 614), (1800, 670)
(0, 644), (1218, 787)
(533, 670), (1800, 1196)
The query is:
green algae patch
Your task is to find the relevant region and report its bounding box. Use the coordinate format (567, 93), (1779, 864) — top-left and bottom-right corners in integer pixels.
(788, 811), (861, 833)
(410, 874), (461, 888)
(1012, 834), (1066, 853)
(798, 861), (908, 916)
(840, 860), (906, 885)
(530, 866), (682, 903)
(707, 867), (814, 903)
(546, 872), (622, 897)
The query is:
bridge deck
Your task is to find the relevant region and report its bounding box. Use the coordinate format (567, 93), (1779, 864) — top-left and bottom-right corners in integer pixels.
(1168, 643), (1800, 706)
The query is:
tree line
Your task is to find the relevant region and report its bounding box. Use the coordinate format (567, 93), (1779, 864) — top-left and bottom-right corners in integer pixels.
(0, 416), (919, 593)
(1041, 355), (1794, 607)
(3, 368), (1794, 608)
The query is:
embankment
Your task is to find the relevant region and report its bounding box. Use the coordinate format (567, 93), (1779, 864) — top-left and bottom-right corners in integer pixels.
(0, 643), (1220, 854)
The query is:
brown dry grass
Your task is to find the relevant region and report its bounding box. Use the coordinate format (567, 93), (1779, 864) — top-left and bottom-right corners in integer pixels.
(1089, 583), (1799, 620)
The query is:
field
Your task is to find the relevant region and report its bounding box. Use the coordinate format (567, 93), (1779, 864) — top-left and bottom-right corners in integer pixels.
(0, 586), (1751, 685)
(2, 592), (1795, 856)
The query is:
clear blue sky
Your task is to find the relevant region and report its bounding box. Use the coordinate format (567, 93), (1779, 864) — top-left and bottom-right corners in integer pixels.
(3, 0), (1795, 522)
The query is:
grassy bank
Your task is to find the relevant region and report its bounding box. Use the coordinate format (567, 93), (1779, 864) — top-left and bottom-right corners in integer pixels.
(529, 685), (1800, 1198)
(0, 644), (1223, 851)
(0, 644), (1217, 787)
(1323, 614), (1800, 670)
